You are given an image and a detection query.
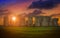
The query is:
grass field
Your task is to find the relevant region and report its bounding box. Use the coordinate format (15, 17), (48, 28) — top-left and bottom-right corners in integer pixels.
(0, 26), (60, 38)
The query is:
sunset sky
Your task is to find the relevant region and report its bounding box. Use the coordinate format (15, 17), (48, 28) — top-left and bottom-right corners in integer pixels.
(0, 0), (60, 24)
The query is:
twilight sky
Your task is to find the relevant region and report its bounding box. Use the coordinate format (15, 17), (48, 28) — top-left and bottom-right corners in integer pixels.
(0, 0), (60, 16)
(0, 0), (60, 23)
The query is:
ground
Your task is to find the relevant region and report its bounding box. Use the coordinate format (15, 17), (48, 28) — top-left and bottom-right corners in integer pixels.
(0, 26), (60, 38)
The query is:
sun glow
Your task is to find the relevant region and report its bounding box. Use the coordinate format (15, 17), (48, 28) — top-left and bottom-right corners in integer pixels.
(12, 16), (16, 21)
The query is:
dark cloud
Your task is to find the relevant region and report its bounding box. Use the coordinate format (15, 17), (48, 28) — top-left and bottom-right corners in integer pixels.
(0, 9), (10, 16)
(0, 10), (6, 15)
(28, 0), (60, 9)
(28, 0), (60, 16)
(27, 10), (45, 16)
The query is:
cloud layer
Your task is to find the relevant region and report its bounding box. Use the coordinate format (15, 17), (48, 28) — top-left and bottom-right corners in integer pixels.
(28, 0), (60, 9)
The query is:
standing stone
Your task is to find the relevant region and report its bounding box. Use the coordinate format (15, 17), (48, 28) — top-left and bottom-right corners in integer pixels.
(41, 16), (51, 26)
(35, 16), (43, 27)
(4, 15), (9, 26)
(52, 18), (58, 26)
(28, 16), (33, 27)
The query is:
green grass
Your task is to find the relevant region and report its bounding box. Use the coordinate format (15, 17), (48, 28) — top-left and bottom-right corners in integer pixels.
(1, 27), (60, 38)
(4, 27), (57, 34)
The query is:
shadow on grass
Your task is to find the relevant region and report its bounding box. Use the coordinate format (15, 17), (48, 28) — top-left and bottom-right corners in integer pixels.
(0, 26), (60, 38)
